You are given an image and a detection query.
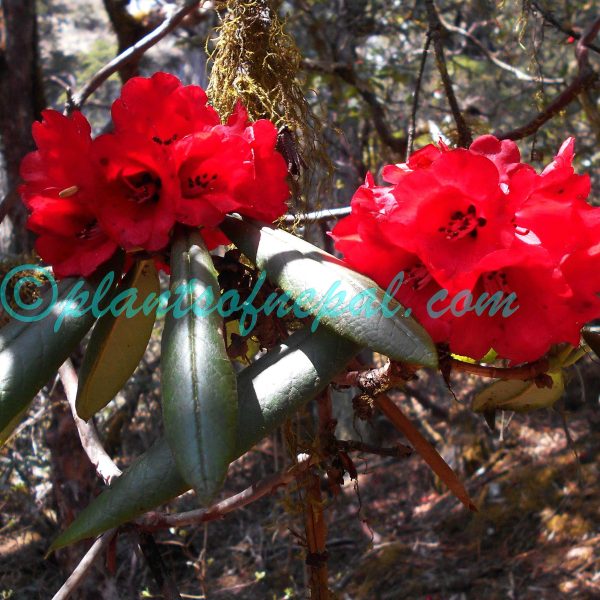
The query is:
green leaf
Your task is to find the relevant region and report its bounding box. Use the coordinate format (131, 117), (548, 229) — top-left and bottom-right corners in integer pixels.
(0, 279), (97, 440)
(161, 230), (238, 504)
(76, 260), (160, 421)
(472, 371), (565, 414)
(220, 216), (437, 367)
(50, 326), (359, 550)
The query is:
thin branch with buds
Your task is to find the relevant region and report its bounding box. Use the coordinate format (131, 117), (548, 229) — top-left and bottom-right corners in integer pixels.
(497, 17), (600, 141)
(531, 0), (600, 55)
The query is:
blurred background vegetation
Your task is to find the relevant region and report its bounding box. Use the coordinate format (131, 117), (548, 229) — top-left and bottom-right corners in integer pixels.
(1, 1), (599, 598)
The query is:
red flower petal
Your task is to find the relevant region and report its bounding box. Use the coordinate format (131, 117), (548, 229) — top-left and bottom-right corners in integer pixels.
(111, 72), (220, 144)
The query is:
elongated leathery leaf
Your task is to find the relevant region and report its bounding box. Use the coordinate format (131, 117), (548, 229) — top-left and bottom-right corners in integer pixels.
(76, 260), (160, 421)
(220, 216), (437, 367)
(0, 278), (96, 439)
(161, 230), (238, 504)
(50, 326), (359, 550)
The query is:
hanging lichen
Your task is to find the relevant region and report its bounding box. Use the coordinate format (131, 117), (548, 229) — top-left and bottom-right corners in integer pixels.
(207, 0), (332, 212)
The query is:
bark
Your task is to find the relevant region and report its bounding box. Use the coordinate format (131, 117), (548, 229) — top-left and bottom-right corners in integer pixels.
(0, 0), (45, 255)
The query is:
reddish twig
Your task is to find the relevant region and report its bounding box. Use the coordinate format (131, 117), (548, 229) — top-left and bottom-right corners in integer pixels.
(424, 0), (472, 147)
(301, 470), (329, 599)
(375, 393), (476, 511)
(138, 454), (318, 530)
(333, 361), (417, 394)
(67, 1), (213, 113)
(531, 1), (600, 55)
(58, 360), (122, 485)
(449, 356), (550, 381)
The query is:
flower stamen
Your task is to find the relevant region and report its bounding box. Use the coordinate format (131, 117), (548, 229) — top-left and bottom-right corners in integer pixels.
(438, 204), (487, 240)
(59, 185), (79, 198)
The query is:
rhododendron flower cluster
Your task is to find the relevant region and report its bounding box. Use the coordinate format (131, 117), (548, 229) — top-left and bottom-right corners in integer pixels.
(332, 135), (600, 363)
(19, 72), (290, 278)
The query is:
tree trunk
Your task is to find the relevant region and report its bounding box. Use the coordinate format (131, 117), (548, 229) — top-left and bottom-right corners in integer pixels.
(0, 0), (44, 255)
(103, 0), (152, 82)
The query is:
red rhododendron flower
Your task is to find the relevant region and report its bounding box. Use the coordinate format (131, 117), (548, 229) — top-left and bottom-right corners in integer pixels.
(333, 135), (600, 364)
(19, 110), (98, 208)
(173, 103), (289, 228)
(19, 110), (118, 278)
(111, 72), (220, 144)
(27, 198), (118, 278)
(469, 135), (523, 184)
(92, 132), (179, 251)
(448, 249), (578, 364)
(331, 211), (452, 342)
(380, 148), (516, 291)
(381, 142), (448, 183)
(19, 72), (290, 277)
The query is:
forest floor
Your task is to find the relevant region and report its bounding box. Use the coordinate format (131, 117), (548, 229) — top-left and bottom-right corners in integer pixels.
(1, 355), (599, 600)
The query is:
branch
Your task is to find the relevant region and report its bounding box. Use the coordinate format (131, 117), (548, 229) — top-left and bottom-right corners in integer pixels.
(58, 360), (122, 485)
(137, 531), (182, 600)
(336, 439), (413, 458)
(375, 393), (476, 511)
(407, 31), (432, 160)
(281, 206), (351, 224)
(137, 454), (318, 530)
(51, 529), (117, 600)
(531, 0), (600, 55)
(68, 1), (213, 113)
(496, 17), (600, 141)
(103, 0), (156, 82)
(301, 470), (329, 599)
(301, 58), (408, 155)
(496, 71), (598, 140)
(437, 14), (564, 84)
(424, 0), (472, 147)
(333, 361), (418, 395)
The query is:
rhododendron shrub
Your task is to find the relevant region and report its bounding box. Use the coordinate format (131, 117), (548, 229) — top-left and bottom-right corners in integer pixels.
(6, 66), (599, 580)
(332, 135), (600, 363)
(19, 72), (290, 278)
